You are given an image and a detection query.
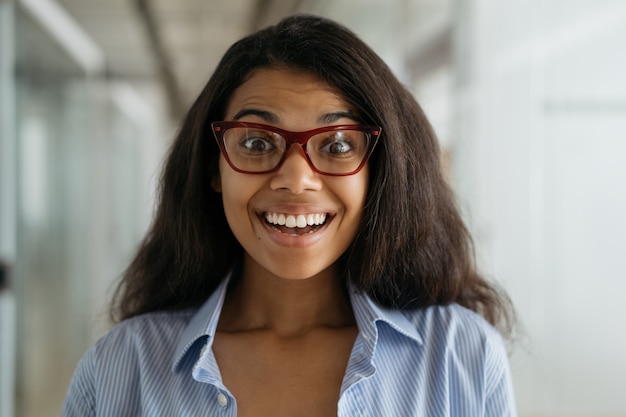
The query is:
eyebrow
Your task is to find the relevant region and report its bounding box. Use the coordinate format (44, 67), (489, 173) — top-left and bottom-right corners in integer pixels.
(233, 109), (278, 123)
(318, 111), (360, 124)
(232, 109), (361, 125)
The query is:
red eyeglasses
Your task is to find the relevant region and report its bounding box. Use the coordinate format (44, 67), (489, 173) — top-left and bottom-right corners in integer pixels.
(211, 121), (382, 176)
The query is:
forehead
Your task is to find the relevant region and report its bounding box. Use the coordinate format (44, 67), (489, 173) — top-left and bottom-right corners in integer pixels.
(224, 68), (354, 121)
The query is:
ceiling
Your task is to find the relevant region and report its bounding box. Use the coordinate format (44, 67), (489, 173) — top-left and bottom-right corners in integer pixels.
(16, 0), (452, 123)
(45, 0), (327, 120)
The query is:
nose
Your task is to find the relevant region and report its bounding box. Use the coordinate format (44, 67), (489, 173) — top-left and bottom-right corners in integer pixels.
(269, 144), (322, 193)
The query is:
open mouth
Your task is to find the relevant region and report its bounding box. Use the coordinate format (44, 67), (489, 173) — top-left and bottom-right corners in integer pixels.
(263, 212), (329, 236)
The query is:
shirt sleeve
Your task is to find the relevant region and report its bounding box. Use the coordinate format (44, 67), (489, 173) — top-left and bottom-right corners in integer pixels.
(484, 334), (518, 417)
(60, 347), (97, 417)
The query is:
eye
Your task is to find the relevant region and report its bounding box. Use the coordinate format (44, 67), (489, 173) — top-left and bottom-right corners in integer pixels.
(239, 131), (277, 153)
(319, 132), (355, 156)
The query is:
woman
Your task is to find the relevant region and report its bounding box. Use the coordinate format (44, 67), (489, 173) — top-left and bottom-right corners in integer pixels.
(62, 14), (516, 416)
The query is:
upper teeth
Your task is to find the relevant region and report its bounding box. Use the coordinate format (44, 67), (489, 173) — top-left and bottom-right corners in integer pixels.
(265, 213), (327, 228)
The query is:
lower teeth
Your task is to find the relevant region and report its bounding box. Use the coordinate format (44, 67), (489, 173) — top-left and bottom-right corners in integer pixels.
(270, 224), (321, 235)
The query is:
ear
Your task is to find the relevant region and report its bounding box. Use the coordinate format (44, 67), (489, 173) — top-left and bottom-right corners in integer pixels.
(211, 173), (222, 193)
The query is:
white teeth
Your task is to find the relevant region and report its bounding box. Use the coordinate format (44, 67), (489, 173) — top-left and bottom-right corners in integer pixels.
(296, 215), (307, 228)
(265, 212), (327, 228)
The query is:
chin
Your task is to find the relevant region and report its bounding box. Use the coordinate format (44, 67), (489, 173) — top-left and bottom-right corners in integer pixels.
(267, 261), (337, 282)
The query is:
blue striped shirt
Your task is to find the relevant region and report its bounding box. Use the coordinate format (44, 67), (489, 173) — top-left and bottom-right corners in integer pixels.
(61, 274), (517, 416)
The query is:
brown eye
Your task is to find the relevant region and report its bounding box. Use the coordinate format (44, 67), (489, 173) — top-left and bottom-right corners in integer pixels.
(233, 129), (279, 154)
(242, 137), (274, 152)
(326, 141), (351, 154)
(319, 133), (356, 157)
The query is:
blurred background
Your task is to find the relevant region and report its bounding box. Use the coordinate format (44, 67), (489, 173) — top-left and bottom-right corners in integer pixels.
(1, 0), (625, 416)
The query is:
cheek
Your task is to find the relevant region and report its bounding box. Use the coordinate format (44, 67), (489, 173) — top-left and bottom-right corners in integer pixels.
(218, 159), (250, 227)
(349, 166), (370, 208)
(221, 184), (258, 251)
(334, 168), (369, 228)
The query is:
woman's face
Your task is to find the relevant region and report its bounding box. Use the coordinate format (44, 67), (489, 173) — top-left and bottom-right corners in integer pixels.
(215, 68), (369, 281)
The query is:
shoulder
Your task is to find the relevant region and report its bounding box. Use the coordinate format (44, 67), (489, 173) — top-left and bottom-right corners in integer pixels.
(410, 303), (503, 346)
(353, 289), (507, 360)
(363, 295), (509, 371)
(62, 277), (232, 416)
(90, 309), (195, 362)
(391, 303), (510, 382)
(75, 309), (197, 384)
(355, 301), (517, 414)
(61, 309), (197, 416)
(404, 304), (513, 393)
(412, 304), (517, 413)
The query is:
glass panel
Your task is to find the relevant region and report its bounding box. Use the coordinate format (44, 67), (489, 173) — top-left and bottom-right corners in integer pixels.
(14, 7), (148, 417)
(15, 8), (90, 415)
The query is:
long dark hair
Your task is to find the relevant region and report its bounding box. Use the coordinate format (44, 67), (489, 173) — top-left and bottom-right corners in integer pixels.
(111, 14), (514, 336)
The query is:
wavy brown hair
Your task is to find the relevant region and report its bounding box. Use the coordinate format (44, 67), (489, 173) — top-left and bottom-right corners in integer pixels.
(111, 14), (514, 336)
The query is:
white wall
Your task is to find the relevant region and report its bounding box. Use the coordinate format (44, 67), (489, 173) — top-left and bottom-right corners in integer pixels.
(452, 1), (626, 416)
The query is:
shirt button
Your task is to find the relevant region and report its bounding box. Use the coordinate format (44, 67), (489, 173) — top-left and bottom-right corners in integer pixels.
(217, 392), (228, 407)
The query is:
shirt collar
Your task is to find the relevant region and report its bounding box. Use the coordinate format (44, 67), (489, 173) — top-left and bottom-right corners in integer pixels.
(349, 284), (424, 352)
(172, 273), (424, 371)
(172, 272), (232, 372)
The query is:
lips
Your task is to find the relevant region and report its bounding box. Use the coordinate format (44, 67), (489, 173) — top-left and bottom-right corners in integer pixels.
(264, 212), (328, 236)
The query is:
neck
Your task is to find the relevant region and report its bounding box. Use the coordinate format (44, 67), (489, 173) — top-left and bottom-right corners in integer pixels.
(218, 257), (355, 336)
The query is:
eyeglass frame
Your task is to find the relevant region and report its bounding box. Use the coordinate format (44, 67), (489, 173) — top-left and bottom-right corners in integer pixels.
(211, 121), (382, 176)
